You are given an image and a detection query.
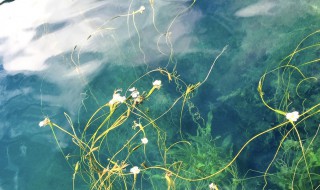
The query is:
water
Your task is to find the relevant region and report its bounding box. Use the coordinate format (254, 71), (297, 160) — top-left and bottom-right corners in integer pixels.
(1, 0), (320, 189)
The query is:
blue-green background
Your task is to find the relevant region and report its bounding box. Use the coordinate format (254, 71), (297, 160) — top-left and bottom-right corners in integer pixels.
(0, 0), (320, 189)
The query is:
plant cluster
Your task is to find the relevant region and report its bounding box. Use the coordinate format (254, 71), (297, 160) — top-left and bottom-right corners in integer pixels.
(39, 1), (320, 189)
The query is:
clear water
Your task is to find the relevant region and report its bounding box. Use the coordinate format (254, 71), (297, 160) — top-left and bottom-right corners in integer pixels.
(0, 0), (320, 189)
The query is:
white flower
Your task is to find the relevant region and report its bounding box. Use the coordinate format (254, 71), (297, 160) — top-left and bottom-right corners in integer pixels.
(285, 111), (299, 122)
(39, 121), (45, 127)
(109, 93), (126, 105)
(209, 183), (218, 190)
(132, 121), (140, 130)
(39, 118), (50, 127)
(153, 80), (161, 86)
(141, 137), (148, 144)
(130, 166), (140, 174)
(131, 91), (140, 99)
(132, 91), (139, 98)
(129, 87), (136, 92)
(129, 87), (140, 98)
(138, 6), (145, 14)
(153, 80), (162, 89)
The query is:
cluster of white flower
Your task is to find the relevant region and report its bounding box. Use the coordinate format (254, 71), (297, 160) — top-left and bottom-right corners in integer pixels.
(129, 87), (143, 104)
(129, 87), (139, 98)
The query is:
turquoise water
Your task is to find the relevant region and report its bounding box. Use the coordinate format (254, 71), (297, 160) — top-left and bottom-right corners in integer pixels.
(1, 0), (320, 189)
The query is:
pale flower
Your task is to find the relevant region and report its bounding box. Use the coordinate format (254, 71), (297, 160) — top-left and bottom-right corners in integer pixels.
(209, 183), (218, 190)
(39, 118), (50, 127)
(153, 80), (162, 89)
(285, 111), (299, 122)
(138, 6), (145, 14)
(129, 87), (137, 92)
(131, 91), (139, 98)
(109, 93), (126, 105)
(132, 120), (140, 130)
(39, 121), (45, 127)
(130, 166), (140, 174)
(128, 87), (140, 99)
(141, 137), (148, 144)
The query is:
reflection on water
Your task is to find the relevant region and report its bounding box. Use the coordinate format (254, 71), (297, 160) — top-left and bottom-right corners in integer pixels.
(0, 0), (320, 189)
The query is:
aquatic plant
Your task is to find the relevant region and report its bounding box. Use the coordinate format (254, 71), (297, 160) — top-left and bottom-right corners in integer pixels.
(39, 1), (320, 189)
(256, 29), (320, 189)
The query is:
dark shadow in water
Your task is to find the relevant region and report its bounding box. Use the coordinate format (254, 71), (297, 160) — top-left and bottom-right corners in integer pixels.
(0, 0), (15, 6)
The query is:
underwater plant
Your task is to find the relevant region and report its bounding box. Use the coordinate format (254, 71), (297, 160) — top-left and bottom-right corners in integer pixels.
(38, 1), (320, 189)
